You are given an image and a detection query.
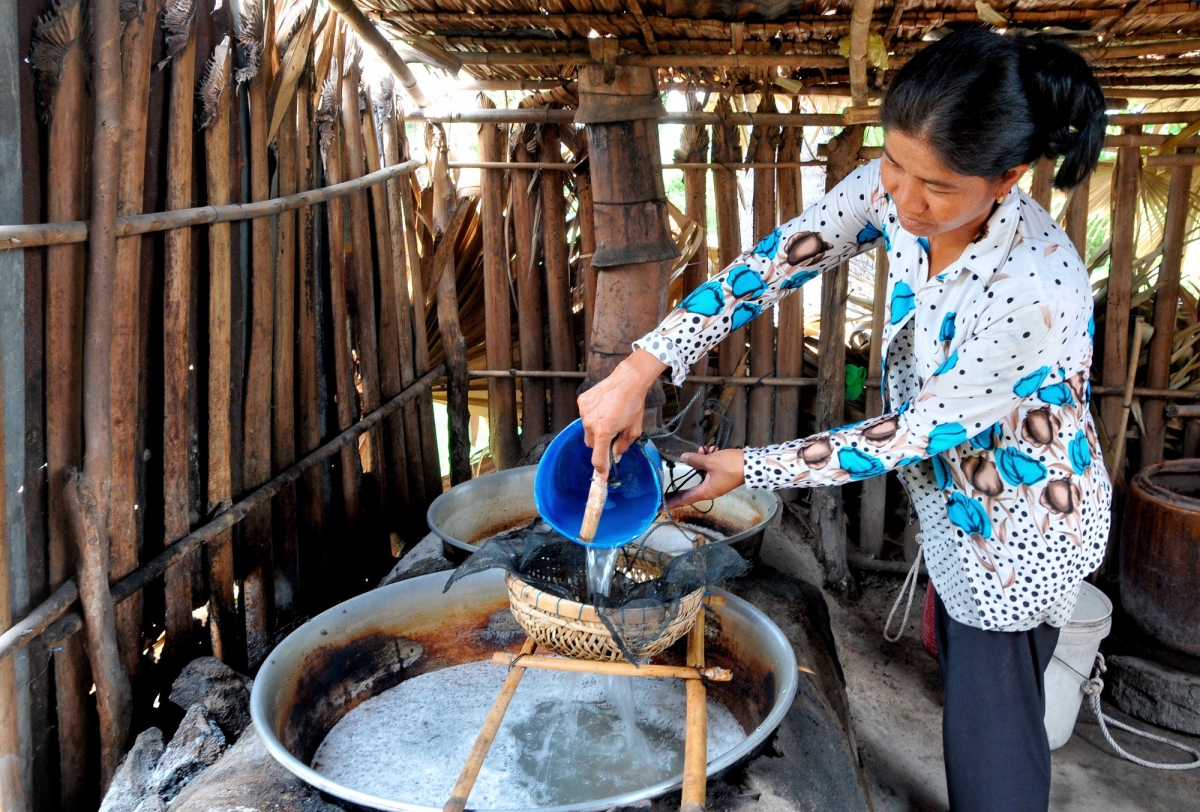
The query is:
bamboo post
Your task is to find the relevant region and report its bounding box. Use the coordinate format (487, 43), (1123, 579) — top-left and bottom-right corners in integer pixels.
(30, 1), (92, 803)
(490, 651), (732, 681)
(432, 195), (475, 485)
(363, 85), (414, 529)
(1064, 176), (1091, 259)
(577, 145), (598, 359)
(380, 85), (429, 512)
(201, 38), (240, 664)
(680, 604), (708, 812)
(1142, 159), (1192, 466)
(109, 0), (160, 682)
(242, 0), (276, 666)
(1102, 140), (1141, 448)
(64, 474), (131, 792)
(711, 99), (746, 447)
(747, 94), (780, 448)
(774, 117), (804, 446)
(477, 97), (521, 469)
(511, 127), (548, 446)
(443, 638), (537, 812)
(542, 123), (579, 431)
(811, 127), (864, 589)
(678, 96), (710, 441)
(1029, 155), (1055, 210)
(859, 248), (890, 557)
(1111, 316), (1147, 485)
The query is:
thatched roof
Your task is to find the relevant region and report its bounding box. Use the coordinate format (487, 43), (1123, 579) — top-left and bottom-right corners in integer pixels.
(354, 1), (1200, 94)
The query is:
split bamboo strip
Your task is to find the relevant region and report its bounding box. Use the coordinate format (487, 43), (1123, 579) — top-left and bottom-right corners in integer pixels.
(31, 0), (92, 801)
(0, 365), (445, 666)
(362, 84), (413, 529)
(680, 603), (708, 812)
(161, 0), (200, 669)
(489, 652), (732, 681)
(576, 149), (598, 359)
(1111, 317), (1148, 486)
(747, 98), (780, 448)
(109, 0), (160, 682)
(477, 98), (520, 470)
(542, 124), (578, 431)
(202, 37), (240, 665)
(859, 248), (891, 558)
(773, 118), (804, 446)
(242, 1), (277, 666)
(512, 129), (548, 446)
(1143, 159), (1193, 466)
(711, 101), (746, 447)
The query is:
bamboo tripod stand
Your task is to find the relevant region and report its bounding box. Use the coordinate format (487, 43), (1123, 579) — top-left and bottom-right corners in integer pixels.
(443, 472), (730, 812)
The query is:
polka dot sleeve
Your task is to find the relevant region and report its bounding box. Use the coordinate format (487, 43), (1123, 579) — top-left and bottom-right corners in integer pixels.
(633, 159), (890, 385)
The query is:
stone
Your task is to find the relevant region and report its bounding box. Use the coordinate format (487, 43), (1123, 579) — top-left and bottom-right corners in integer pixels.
(151, 704), (226, 801)
(169, 727), (345, 812)
(99, 727), (165, 812)
(131, 795), (165, 812)
(169, 656), (254, 739)
(379, 532), (454, 586)
(1106, 654), (1200, 736)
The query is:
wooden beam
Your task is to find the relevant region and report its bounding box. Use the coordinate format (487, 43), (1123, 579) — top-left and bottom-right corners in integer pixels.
(859, 247), (890, 558)
(712, 98), (746, 447)
(1102, 142), (1141, 448)
(747, 97), (779, 448)
(541, 124), (579, 432)
(848, 0), (876, 110)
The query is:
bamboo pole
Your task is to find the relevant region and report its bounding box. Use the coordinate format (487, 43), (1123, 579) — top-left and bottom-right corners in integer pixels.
(859, 248), (891, 557)
(678, 96), (710, 442)
(1030, 156), (1055, 210)
(774, 117), (804, 446)
(680, 605), (708, 812)
(1102, 142), (1141, 448)
(443, 638), (537, 812)
(407, 108), (847, 127)
(202, 38), (240, 664)
(1064, 176), (1091, 259)
(0, 365), (445, 665)
(477, 98), (520, 470)
(1143, 159), (1193, 466)
(490, 651), (732, 681)
(511, 128), (548, 447)
(362, 83), (413, 533)
(30, 0), (92, 802)
(577, 148), (598, 357)
(242, 0), (276, 667)
(432, 195), (474, 485)
(108, 0), (160, 683)
(380, 84), (429, 513)
(711, 99), (746, 447)
(542, 124), (579, 432)
(325, 0), (430, 107)
(1111, 317), (1148, 486)
(747, 96), (780, 448)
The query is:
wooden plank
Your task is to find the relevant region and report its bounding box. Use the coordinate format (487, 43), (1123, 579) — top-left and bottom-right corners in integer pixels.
(711, 101), (746, 447)
(1064, 175), (1091, 259)
(1102, 144), (1141, 445)
(774, 119), (803, 446)
(679, 102), (710, 443)
(1142, 159), (1193, 467)
(1030, 155), (1055, 210)
(511, 132), (548, 447)
(747, 101), (779, 448)
(477, 102), (520, 470)
(859, 248), (890, 558)
(541, 124), (579, 432)
(577, 145), (598, 364)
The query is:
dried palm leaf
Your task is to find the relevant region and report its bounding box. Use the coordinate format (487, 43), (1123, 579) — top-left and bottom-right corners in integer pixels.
(199, 36), (231, 131)
(160, 0), (195, 67)
(30, 0), (86, 118)
(236, 0), (264, 84)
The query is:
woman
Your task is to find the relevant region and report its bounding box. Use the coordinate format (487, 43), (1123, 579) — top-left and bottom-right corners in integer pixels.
(579, 29), (1111, 812)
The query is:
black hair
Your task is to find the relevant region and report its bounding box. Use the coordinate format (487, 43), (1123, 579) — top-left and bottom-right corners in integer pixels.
(880, 28), (1107, 190)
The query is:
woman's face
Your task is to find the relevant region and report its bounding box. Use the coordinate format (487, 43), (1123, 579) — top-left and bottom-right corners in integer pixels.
(880, 130), (1027, 239)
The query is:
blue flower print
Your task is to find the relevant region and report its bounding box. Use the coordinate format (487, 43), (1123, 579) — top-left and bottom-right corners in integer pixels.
(1037, 382), (1075, 406)
(947, 492), (991, 539)
(898, 455), (923, 467)
(882, 222), (892, 251)
(932, 454), (952, 490)
(1069, 430), (1091, 474)
(890, 281), (916, 325)
(969, 422), (1002, 451)
(939, 312), (957, 343)
(838, 447), (885, 480)
(728, 264), (767, 299)
(730, 302), (761, 330)
(934, 350), (959, 376)
(996, 446), (1048, 486)
(1087, 314), (1095, 340)
(927, 422), (968, 455)
(1013, 366), (1051, 398)
(680, 280), (725, 317)
(857, 223), (883, 245)
(781, 269), (818, 290)
(753, 229), (781, 258)
(917, 236), (930, 253)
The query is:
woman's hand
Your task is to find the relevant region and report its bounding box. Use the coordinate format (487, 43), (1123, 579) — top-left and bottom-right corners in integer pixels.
(577, 349), (666, 476)
(664, 446), (746, 510)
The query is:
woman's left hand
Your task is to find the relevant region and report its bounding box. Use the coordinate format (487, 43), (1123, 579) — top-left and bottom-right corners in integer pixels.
(664, 447), (746, 510)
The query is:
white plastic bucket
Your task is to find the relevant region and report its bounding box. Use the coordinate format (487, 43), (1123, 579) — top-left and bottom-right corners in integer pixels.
(1044, 581), (1113, 749)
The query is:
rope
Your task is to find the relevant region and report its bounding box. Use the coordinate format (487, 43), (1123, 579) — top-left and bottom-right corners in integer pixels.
(883, 538), (923, 643)
(1076, 653), (1200, 770)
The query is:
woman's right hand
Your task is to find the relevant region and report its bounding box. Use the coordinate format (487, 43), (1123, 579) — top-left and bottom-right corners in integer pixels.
(577, 349), (667, 477)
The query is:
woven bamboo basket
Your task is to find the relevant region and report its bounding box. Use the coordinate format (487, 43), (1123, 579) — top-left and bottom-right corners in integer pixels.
(505, 547), (705, 662)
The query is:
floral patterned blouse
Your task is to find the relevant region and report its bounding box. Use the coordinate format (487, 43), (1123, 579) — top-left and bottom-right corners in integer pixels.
(634, 159), (1112, 632)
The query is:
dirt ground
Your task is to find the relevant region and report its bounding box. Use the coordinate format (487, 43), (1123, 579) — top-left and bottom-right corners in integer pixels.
(757, 515), (1200, 812)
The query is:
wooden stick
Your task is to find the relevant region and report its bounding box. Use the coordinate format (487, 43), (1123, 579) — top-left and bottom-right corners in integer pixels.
(679, 97), (711, 442)
(712, 100), (746, 447)
(1029, 156), (1055, 209)
(444, 639), (537, 812)
(433, 195), (474, 485)
(64, 473), (130, 791)
(512, 129), (548, 447)
(1064, 176), (1091, 259)
(1102, 141), (1141, 459)
(1111, 316), (1147, 486)
(577, 140), (599, 359)
(491, 651), (732, 681)
(542, 124), (579, 432)
(579, 471), (609, 543)
(747, 97), (780, 448)
(325, 0), (430, 107)
(859, 247), (890, 558)
(681, 600), (708, 811)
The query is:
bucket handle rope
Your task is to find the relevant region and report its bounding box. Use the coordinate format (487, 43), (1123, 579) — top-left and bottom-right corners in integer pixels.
(883, 537), (924, 643)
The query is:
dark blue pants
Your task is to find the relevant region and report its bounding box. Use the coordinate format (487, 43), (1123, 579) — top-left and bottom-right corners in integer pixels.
(935, 594), (1061, 812)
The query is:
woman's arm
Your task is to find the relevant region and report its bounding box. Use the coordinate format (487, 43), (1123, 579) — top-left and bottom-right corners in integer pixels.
(636, 159), (890, 385)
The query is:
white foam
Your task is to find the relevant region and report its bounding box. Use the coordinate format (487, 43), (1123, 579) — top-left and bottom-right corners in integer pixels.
(312, 660), (747, 809)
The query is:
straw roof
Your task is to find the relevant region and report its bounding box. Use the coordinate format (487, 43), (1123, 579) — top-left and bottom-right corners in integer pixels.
(353, 1), (1200, 93)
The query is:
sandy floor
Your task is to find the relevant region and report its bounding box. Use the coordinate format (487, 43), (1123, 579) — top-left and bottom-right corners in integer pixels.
(757, 514), (1200, 812)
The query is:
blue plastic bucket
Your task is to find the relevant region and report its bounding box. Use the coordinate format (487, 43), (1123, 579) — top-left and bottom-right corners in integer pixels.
(534, 419), (664, 549)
